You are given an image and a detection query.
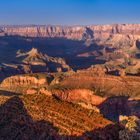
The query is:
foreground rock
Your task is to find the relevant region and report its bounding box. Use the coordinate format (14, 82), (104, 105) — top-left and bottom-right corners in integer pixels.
(0, 94), (118, 140)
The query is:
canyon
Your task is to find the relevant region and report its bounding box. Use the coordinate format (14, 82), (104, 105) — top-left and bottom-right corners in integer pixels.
(0, 24), (140, 139)
(1, 24), (140, 78)
(1, 24), (140, 40)
(1, 24), (140, 52)
(0, 71), (140, 122)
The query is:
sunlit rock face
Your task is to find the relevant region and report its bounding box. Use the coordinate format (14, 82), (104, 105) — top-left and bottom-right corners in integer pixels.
(0, 75), (47, 87)
(1, 24), (140, 49)
(2, 24), (140, 39)
(51, 89), (106, 106)
(1, 26), (86, 40)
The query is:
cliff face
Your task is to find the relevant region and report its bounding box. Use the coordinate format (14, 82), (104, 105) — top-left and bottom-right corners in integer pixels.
(0, 75), (46, 88)
(1, 26), (86, 40)
(1, 24), (140, 39)
(51, 89), (105, 106)
(1, 24), (140, 50)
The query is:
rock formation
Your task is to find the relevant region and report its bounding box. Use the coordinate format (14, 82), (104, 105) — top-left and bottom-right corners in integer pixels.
(0, 47), (71, 82)
(1, 24), (140, 48)
(0, 75), (46, 88)
(51, 89), (106, 106)
(1, 24), (140, 39)
(1, 24), (140, 75)
(16, 48), (71, 72)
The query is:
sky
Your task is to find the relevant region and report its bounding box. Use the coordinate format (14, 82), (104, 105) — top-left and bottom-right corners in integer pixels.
(0, 0), (140, 25)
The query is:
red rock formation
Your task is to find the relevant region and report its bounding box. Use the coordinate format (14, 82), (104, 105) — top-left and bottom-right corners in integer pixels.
(51, 89), (106, 106)
(1, 24), (140, 39)
(0, 75), (47, 88)
(1, 24), (140, 50)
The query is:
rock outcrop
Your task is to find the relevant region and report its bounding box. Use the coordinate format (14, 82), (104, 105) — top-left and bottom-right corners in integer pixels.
(34, 87), (140, 122)
(0, 47), (71, 82)
(45, 89), (106, 106)
(59, 71), (140, 98)
(0, 75), (46, 88)
(16, 48), (71, 72)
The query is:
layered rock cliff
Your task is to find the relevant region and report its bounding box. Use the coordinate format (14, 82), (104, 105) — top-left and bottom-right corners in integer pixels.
(1, 24), (140, 38)
(1, 24), (140, 42)
(16, 48), (71, 72)
(0, 72), (140, 122)
(1, 24), (140, 52)
(51, 89), (105, 106)
(0, 75), (47, 88)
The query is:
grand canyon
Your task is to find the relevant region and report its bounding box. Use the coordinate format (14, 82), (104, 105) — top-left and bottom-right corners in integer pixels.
(0, 24), (140, 140)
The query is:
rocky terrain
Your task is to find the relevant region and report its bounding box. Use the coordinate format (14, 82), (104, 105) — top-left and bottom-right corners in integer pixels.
(0, 72), (139, 139)
(0, 71), (140, 122)
(1, 24), (140, 52)
(1, 24), (140, 40)
(0, 47), (70, 82)
(0, 24), (140, 139)
(0, 93), (117, 140)
(1, 24), (140, 77)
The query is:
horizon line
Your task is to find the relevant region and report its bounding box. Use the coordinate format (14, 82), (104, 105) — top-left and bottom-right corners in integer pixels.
(1, 23), (140, 27)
